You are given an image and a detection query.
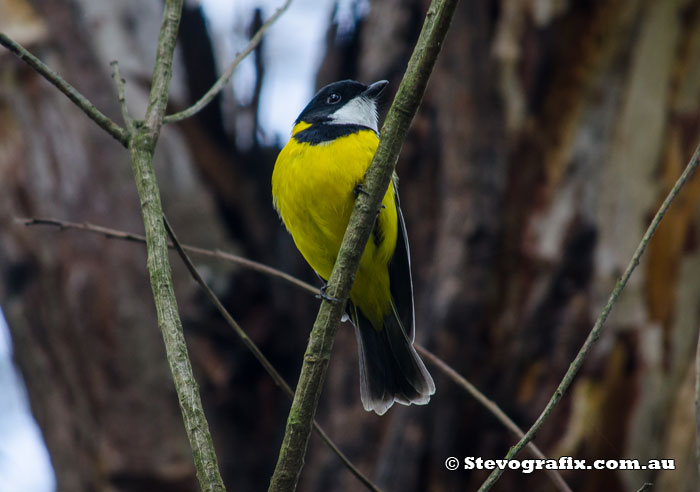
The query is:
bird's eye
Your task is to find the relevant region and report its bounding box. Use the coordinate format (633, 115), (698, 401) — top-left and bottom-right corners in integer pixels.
(326, 93), (341, 104)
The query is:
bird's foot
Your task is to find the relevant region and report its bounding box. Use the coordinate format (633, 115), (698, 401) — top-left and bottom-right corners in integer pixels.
(316, 284), (341, 304)
(353, 183), (369, 197)
(354, 183), (385, 208)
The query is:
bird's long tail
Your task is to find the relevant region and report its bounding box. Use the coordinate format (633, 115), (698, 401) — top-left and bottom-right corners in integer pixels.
(350, 302), (435, 415)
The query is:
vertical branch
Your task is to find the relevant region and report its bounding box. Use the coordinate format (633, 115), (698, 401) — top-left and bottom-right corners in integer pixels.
(126, 1), (225, 490)
(267, 0), (459, 491)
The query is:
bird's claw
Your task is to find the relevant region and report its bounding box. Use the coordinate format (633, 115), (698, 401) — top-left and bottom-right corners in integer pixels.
(316, 284), (341, 304)
(353, 183), (369, 197)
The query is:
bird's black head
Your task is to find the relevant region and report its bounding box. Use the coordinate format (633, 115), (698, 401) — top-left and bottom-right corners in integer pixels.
(294, 79), (388, 133)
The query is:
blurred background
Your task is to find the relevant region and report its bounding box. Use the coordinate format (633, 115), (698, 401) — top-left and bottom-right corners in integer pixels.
(1, 0), (700, 491)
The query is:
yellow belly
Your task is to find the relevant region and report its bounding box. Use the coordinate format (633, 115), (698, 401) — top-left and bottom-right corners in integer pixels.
(271, 127), (398, 328)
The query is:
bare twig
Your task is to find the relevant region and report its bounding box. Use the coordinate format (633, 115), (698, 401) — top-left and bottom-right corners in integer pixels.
(162, 217), (381, 492)
(163, 0), (293, 124)
(478, 142), (700, 491)
(636, 483), (653, 492)
(17, 217), (316, 294)
(268, 1), (459, 490)
(0, 32), (129, 147)
(417, 347), (572, 492)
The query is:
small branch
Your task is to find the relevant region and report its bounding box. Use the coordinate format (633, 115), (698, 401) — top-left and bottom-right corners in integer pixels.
(478, 142), (700, 491)
(268, 0), (459, 490)
(163, 0), (293, 124)
(636, 483), (653, 492)
(0, 32), (129, 147)
(17, 217), (316, 294)
(417, 347), (572, 492)
(110, 61), (136, 134)
(162, 218), (381, 492)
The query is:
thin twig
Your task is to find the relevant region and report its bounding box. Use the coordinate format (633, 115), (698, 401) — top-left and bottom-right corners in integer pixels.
(110, 61), (136, 134)
(417, 347), (572, 492)
(16, 217), (316, 294)
(162, 217), (381, 492)
(636, 483), (653, 492)
(268, 1), (459, 490)
(163, 0), (293, 124)
(19, 215), (572, 492)
(0, 32), (129, 147)
(478, 142), (700, 491)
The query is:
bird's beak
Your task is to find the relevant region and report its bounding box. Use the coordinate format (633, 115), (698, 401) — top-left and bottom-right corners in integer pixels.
(362, 80), (389, 99)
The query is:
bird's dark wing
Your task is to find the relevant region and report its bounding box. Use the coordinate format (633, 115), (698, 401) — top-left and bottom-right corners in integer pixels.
(388, 183), (415, 341)
(347, 179), (433, 414)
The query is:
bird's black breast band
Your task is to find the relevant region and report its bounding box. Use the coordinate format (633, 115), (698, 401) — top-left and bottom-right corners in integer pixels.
(293, 123), (376, 145)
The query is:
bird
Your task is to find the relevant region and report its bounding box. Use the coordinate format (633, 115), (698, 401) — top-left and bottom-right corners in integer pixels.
(271, 79), (435, 415)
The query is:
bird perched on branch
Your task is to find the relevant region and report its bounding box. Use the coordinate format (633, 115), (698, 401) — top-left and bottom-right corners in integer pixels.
(271, 79), (435, 415)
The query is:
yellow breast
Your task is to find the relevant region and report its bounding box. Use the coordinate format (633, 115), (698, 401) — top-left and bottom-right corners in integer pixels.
(271, 123), (398, 327)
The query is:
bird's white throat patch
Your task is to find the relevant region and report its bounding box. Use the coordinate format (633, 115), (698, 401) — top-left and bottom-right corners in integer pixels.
(329, 96), (379, 133)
